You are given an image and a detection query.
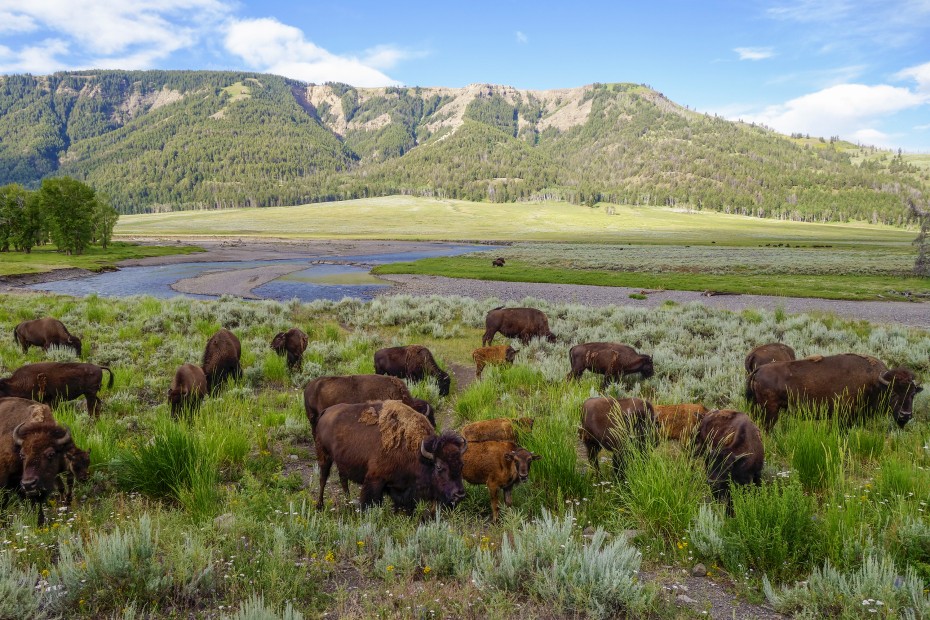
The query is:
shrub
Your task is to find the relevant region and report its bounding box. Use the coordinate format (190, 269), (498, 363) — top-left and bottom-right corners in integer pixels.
(223, 594), (305, 620)
(0, 551), (43, 619)
(689, 503), (727, 560)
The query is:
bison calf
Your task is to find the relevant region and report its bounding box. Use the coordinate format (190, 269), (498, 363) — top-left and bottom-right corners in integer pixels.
(472, 345), (518, 379)
(0, 362), (113, 415)
(482, 306), (556, 346)
(271, 328), (309, 370)
(14, 317), (82, 358)
(653, 403), (708, 441)
(693, 409), (764, 513)
(461, 417), (534, 443)
(374, 345), (451, 397)
(744, 343), (796, 374)
(462, 440), (540, 521)
(168, 363), (208, 417)
(567, 342), (654, 388)
(303, 374), (435, 434)
(579, 397), (657, 478)
(202, 328), (242, 394)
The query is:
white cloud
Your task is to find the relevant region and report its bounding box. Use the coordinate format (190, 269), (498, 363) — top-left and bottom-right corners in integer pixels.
(516, 31), (528, 44)
(735, 46), (774, 60)
(224, 17), (402, 87)
(0, 10), (36, 33)
(895, 60), (930, 93)
(0, 38), (69, 74)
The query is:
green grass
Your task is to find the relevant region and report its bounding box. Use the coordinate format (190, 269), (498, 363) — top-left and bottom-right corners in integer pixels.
(0, 242), (202, 277)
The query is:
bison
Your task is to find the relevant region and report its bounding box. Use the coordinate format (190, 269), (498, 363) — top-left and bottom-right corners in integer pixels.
(567, 342), (655, 388)
(0, 397), (80, 525)
(303, 374), (435, 434)
(744, 343), (796, 374)
(374, 345), (451, 396)
(482, 306), (557, 346)
(462, 439), (540, 521)
(59, 443), (91, 505)
(0, 362), (113, 415)
(168, 363), (208, 417)
(271, 328), (309, 370)
(472, 345), (518, 379)
(579, 396), (657, 477)
(492, 258), (506, 267)
(461, 417), (535, 443)
(202, 328), (242, 393)
(746, 353), (923, 429)
(653, 403), (708, 441)
(13, 317), (82, 358)
(313, 400), (467, 512)
(693, 409), (764, 512)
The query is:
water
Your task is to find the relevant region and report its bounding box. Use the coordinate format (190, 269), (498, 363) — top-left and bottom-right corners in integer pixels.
(27, 244), (492, 302)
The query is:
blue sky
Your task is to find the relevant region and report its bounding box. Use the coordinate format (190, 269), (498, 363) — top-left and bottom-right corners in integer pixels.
(2, 0), (930, 151)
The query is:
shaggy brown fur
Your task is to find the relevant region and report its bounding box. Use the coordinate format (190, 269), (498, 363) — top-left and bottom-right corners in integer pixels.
(653, 404), (708, 441)
(0, 362), (113, 415)
(202, 329), (242, 393)
(579, 397), (657, 478)
(168, 363), (208, 417)
(693, 409), (764, 513)
(472, 345), (518, 378)
(358, 400), (435, 453)
(303, 374), (435, 433)
(567, 342), (654, 388)
(374, 345), (451, 396)
(482, 307), (556, 346)
(462, 440), (540, 521)
(271, 328), (309, 370)
(13, 318), (82, 358)
(744, 343), (796, 374)
(461, 417), (535, 443)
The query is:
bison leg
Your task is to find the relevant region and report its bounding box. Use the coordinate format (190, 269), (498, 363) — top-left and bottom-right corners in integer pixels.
(488, 483), (501, 522)
(503, 485), (514, 508)
(475, 360), (485, 378)
(338, 471), (351, 502)
(315, 450), (333, 510)
(481, 329), (496, 347)
(86, 393), (102, 416)
(584, 442), (601, 475)
(33, 498), (46, 527)
(359, 478), (387, 509)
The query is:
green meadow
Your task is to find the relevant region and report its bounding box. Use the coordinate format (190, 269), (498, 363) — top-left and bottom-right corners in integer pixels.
(0, 242), (203, 277)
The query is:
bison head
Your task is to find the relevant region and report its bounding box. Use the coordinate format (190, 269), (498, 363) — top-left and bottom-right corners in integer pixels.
(66, 446), (92, 483)
(880, 368), (923, 428)
(546, 333), (558, 343)
(436, 371), (452, 397)
(506, 447), (541, 483)
(407, 398), (436, 427)
(13, 422), (72, 499)
(638, 355), (655, 379)
(505, 347), (519, 363)
(68, 335), (83, 358)
(270, 332), (287, 354)
(419, 432), (467, 506)
(0, 379), (9, 397)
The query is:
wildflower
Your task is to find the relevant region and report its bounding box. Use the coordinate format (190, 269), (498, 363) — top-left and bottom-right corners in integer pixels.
(423, 565), (431, 575)
(357, 540), (365, 549)
(324, 551), (335, 563)
(386, 565), (394, 572)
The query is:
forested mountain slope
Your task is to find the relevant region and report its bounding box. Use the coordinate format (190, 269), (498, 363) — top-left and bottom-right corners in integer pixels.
(1, 70), (925, 222)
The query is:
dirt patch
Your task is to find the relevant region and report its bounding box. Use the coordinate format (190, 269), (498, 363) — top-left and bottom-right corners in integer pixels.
(170, 262), (310, 298)
(644, 566), (785, 619)
(449, 362), (476, 392)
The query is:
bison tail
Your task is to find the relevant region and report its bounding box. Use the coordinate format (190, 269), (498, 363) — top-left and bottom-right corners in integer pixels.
(744, 369), (758, 403)
(101, 366), (115, 389)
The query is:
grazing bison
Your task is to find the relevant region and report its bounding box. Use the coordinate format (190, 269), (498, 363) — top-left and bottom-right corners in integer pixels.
(567, 342), (655, 388)
(168, 363), (208, 417)
(693, 409), (763, 512)
(462, 439), (540, 521)
(202, 329), (242, 393)
(313, 400), (467, 511)
(653, 403), (708, 441)
(59, 443), (91, 505)
(744, 343), (796, 374)
(492, 258), (506, 267)
(374, 345), (451, 397)
(0, 362), (113, 415)
(579, 397), (657, 477)
(461, 417), (535, 443)
(271, 328), (309, 370)
(746, 353), (923, 429)
(472, 345), (518, 378)
(0, 397), (80, 525)
(303, 374), (435, 433)
(14, 318), (82, 358)
(482, 307), (557, 346)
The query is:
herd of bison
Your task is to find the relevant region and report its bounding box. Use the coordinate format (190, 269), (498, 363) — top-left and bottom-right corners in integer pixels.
(0, 305), (923, 527)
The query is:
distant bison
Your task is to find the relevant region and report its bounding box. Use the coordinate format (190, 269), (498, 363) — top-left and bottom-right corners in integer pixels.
(374, 345), (451, 396)
(202, 329), (242, 393)
(492, 258), (506, 267)
(744, 343), (796, 374)
(14, 318), (82, 358)
(462, 439), (539, 521)
(461, 417), (535, 443)
(653, 403), (708, 441)
(579, 396), (657, 477)
(0, 362), (113, 415)
(567, 342), (654, 388)
(693, 409), (763, 512)
(472, 345), (518, 378)
(482, 307), (556, 346)
(271, 328), (309, 370)
(313, 400), (467, 511)
(168, 363), (208, 417)
(746, 353), (922, 429)
(303, 374), (435, 434)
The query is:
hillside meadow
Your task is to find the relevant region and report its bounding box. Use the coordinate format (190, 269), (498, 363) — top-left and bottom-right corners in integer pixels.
(1, 292), (929, 618)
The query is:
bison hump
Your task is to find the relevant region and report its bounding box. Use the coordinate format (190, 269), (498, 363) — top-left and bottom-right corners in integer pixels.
(368, 400), (433, 452)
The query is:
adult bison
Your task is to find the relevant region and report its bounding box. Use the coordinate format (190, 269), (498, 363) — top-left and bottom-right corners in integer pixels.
(374, 345), (451, 397)
(303, 374), (435, 433)
(271, 328), (308, 370)
(579, 396), (657, 477)
(567, 342), (654, 388)
(492, 258), (506, 267)
(744, 343), (796, 374)
(693, 409), (763, 512)
(0, 397), (81, 525)
(482, 307), (556, 346)
(313, 400), (467, 512)
(168, 363), (208, 417)
(746, 353), (922, 429)
(14, 318), (82, 358)
(0, 362), (113, 415)
(202, 328), (242, 393)
(472, 345), (518, 379)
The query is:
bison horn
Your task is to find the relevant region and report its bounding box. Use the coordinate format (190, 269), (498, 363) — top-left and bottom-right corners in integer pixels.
(55, 426), (72, 447)
(879, 372), (893, 386)
(12, 422), (26, 446)
(420, 440), (435, 461)
(459, 437), (468, 454)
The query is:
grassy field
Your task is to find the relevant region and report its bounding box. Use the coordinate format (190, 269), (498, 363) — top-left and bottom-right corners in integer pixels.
(0, 242), (203, 277)
(1, 292), (929, 618)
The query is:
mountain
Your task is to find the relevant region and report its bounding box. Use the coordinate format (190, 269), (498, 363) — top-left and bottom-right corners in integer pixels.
(0, 70), (926, 223)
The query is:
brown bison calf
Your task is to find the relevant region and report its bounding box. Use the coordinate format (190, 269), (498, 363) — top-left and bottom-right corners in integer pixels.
(653, 404), (708, 441)
(579, 397), (657, 478)
(462, 439), (540, 521)
(482, 306), (556, 346)
(0, 362), (113, 415)
(203, 329), (242, 393)
(693, 409), (764, 512)
(271, 328), (309, 370)
(472, 345), (518, 379)
(13, 317), (82, 358)
(168, 363), (208, 417)
(744, 343), (796, 374)
(374, 345), (451, 396)
(303, 374), (435, 433)
(461, 417), (535, 443)
(567, 342), (654, 388)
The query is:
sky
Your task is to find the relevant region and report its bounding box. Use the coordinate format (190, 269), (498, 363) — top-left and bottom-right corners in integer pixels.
(1, 0), (930, 151)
